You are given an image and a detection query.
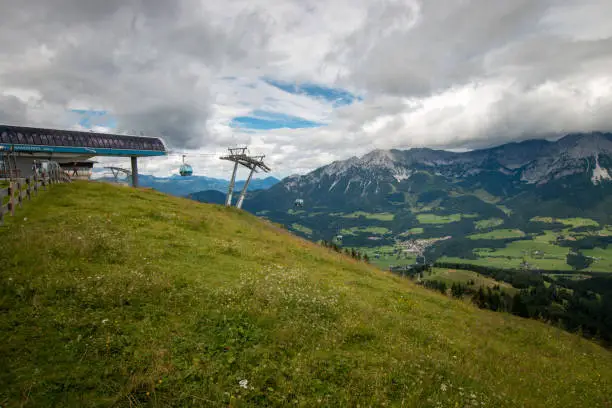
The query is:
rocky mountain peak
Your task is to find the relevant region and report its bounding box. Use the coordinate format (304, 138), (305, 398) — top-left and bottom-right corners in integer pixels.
(556, 132), (612, 159)
(244, 132), (612, 215)
(360, 149), (396, 165)
(279, 132), (612, 195)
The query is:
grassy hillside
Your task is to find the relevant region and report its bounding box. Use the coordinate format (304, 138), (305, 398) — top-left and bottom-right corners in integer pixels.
(1, 182), (612, 407)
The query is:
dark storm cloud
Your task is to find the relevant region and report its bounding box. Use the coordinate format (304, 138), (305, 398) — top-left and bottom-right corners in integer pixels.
(116, 104), (210, 150)
(0, 0), (271, 148)
(0, 95), (28, 124)
(1, 0), (611, 178)
(328, 0), (610, 98)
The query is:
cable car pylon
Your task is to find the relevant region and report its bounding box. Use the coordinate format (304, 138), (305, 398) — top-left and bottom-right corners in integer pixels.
(220, 146), (271, 208)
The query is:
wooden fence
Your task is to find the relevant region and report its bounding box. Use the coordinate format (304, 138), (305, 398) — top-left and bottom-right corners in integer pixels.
(0, 171), (70, 225)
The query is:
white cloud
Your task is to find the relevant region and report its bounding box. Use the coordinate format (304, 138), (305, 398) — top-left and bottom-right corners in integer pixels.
(1, 0), (611, 179)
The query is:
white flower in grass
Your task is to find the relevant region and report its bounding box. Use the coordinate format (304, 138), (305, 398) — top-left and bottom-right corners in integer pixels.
(239, 379), (249, 389)
(440, 383), (448, 392)
(102, 318), (109, 324)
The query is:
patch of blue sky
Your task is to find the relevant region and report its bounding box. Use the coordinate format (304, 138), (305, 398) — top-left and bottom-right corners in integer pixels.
(70, 109), (117, 129)
(262, 77), (361, 107)
(230, 110), (324, 130)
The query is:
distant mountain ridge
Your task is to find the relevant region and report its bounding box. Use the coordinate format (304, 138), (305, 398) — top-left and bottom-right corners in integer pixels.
(244, 132), (612, 215)
(292, 132), (612, 186)
(94, 172), (280, 197)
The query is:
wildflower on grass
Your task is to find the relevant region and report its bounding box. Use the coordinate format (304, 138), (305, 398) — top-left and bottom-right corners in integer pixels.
(102, 319), (109, 324)
(440, 383), (448, 392)
(239, 379), (249, 389)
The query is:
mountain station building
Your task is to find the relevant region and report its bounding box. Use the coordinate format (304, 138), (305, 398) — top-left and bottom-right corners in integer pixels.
(0, 124), (167, 186)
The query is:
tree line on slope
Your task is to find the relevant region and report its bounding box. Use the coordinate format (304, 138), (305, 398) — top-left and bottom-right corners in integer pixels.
(319, 240), (370, 263)
(396, 262), (612, 347)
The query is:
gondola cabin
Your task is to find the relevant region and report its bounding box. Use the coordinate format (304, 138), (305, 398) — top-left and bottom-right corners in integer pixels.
(179, 155), (193, 176)
(179, 163), (193, 177)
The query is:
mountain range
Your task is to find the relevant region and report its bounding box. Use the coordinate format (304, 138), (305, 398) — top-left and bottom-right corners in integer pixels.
(245, 132), (612, 213)
(94, 173), (280, 197)
(240, 132), (612, 271)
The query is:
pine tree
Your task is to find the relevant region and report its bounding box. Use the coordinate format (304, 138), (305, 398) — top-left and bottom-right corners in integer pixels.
(511, 293), (530, 318)
(451, 283), (464, 298)
(472, 287), (487, 308)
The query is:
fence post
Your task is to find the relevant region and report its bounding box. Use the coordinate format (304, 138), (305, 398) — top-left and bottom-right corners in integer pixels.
(26, 177), (31, 201)
(0, 188), (4, 225)
(33, 172), (38, 196)
(17, 179), (23, 208)
(8, 182), (14, 216)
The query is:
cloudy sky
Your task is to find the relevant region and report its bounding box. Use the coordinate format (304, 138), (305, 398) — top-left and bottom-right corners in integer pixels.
(1, 0), (611, 179)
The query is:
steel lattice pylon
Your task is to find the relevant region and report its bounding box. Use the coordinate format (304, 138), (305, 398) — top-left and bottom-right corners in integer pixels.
(105, 167), (132, 184)
(220, 147), (271, 208)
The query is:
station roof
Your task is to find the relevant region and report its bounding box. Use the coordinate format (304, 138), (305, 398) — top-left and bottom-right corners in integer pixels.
(0, 124), (167, 157)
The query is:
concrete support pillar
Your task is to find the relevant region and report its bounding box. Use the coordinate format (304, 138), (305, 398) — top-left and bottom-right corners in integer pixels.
(225, 161), (239, 206)
(131, 156), (138, 187)
(236, 165), (255, 209)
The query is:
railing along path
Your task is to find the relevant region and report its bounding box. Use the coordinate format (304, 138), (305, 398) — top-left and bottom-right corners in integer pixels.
(0, 170), (70, 225)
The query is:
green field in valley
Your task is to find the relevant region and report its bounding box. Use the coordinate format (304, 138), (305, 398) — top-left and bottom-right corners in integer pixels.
(3, 182), (610, 406)
(466, 226), (612, 272)
(290, 223), (313, 236)
(468, 229), (526, 240)
(341, 211), (395, 221)
(583, 247), (612, 271)
(353, 246), (417, 269)
(530, 216), (600, 228)
(415, 213), (480, 225)
(340, 226), (390, 236)
(399, 227), (424, 236)
(423, 268), (517, 294)
(473, 238), (571, 270)
(474, 218), (504, 230)
(417, 213), (462, 224)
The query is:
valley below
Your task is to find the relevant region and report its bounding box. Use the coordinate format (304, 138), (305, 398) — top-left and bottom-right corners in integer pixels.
(240, 133), (612, 275)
